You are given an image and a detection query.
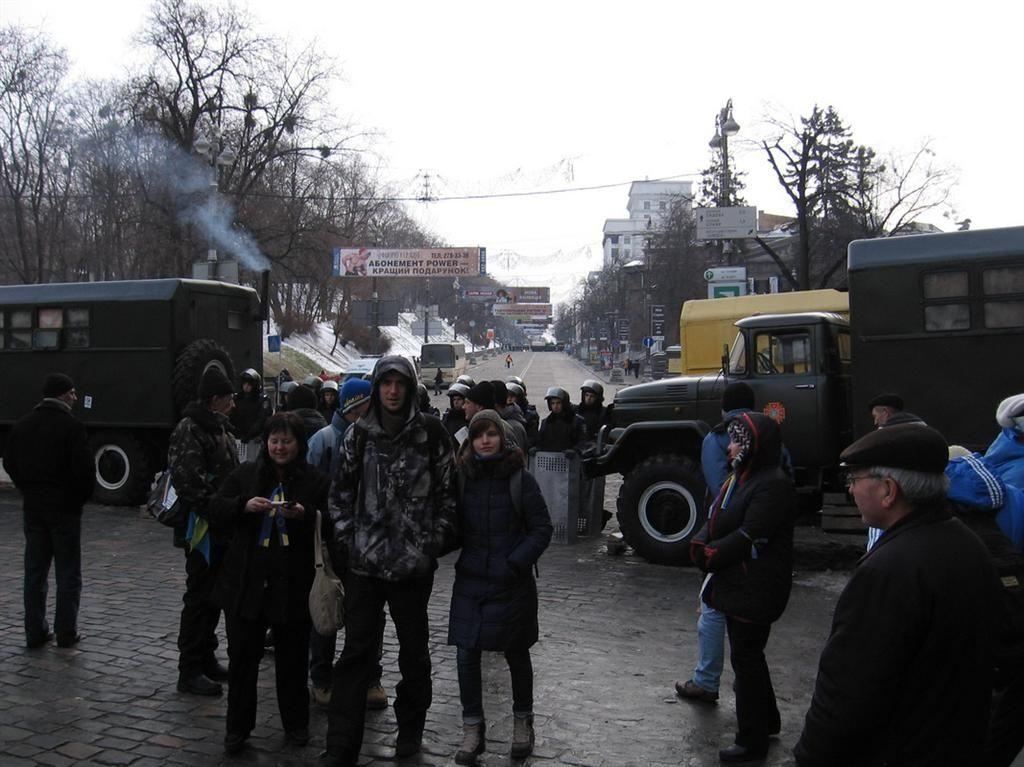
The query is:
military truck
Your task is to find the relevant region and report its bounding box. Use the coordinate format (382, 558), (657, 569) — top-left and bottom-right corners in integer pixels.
(584, 226), (1024, 564)
(0, 278), (266, 506)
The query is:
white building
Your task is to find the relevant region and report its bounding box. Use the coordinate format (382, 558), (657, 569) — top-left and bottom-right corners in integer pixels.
(602, 180), (693, 267)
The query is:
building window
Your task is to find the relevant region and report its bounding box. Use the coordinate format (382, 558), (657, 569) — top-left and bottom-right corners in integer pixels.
(609, 234), (619, 245)
(623, 235), (631, 244)
(659, 201), (667, 210)
(643, 201), (651, 211)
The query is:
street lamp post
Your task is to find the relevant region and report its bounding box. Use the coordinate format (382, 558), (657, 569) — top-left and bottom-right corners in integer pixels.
(192, 128), (236, 276)
(709, 99), (740, 264)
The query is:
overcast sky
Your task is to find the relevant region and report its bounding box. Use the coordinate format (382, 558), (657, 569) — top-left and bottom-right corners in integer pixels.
(6, 0), (1022, 305)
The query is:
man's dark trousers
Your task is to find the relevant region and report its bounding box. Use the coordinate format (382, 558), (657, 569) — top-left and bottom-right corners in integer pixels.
(23, 509), (82, 643)
(177, 548), (222, 675)
(325, 571), (434, 762)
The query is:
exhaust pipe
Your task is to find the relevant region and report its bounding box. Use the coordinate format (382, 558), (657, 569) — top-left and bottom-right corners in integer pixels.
(259, 269), (270, 322)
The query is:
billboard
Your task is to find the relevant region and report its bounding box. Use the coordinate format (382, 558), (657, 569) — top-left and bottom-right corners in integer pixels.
(332, 247), (484, 277)
(461, 286), (550, 304)
(492, 303), (552, 321)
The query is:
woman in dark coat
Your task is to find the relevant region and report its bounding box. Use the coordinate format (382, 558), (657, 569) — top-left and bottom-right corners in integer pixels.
(209, 412), (330, 755)
(691, 411), (796, 763)
(448, 410), (552, 765)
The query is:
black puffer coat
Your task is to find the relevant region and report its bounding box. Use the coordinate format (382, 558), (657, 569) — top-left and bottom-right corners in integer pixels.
(691, 411), (795, 625)
(448, 449), (553, 651)
(209, 455), (330, 623)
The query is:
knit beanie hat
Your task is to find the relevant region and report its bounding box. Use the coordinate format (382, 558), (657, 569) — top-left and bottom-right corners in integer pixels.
(288, 384), (318, 411)
(198, 367), (234, 399)
(490, 380), (510, 406)
(996, 394), (1024, 431)
(42, 372), (75, 398)
(721, 382), (755, 413)
(340, 378), (372, 414)
(466, 381), (496, 410)
(468, 409), (509, 443)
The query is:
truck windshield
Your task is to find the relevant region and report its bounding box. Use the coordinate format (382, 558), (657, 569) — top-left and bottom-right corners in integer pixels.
(728, 332), (746, 374)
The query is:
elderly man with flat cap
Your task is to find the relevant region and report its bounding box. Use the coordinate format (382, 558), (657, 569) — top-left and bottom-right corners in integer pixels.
(794, 424), (1001, 767)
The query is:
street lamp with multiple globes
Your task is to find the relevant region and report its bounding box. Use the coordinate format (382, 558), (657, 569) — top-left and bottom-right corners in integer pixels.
(192, 128), (236, 268)
(709, 99), (740, 263)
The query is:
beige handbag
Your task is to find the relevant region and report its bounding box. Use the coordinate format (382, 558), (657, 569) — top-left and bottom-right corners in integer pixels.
(309, 509), (345, 636)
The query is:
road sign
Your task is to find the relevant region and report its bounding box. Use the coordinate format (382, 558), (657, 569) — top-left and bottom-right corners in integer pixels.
(642, 336), (655, 348)
(709, 281), (747, 299)
(267, 334), (281, 353)
(649, 304), (666, 337)
(695, 206), (757, 240)
(704, 267), (747, 282)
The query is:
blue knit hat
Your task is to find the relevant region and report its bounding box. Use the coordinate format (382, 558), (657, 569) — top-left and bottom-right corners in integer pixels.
(340, 378), (372, 414)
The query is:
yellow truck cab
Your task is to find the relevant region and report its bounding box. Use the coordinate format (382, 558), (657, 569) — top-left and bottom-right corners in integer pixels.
(679, 289), (849, 374)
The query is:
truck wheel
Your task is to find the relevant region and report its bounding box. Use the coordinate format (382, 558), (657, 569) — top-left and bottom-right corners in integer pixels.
(173, 339), (235, 412)
(617, 454), (706, 566)
(89, 432), (152, 506)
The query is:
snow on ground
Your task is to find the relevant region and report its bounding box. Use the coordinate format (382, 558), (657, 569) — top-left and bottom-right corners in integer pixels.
(270, 312), (478, 374)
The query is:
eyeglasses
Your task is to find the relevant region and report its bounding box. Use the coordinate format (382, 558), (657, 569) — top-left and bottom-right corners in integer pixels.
(845, 473), (878, 489)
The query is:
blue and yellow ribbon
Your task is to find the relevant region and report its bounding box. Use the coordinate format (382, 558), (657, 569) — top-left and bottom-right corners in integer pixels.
(257, 484), (290, 548)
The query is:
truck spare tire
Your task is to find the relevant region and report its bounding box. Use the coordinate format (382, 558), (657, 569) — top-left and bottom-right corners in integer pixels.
(89, 431), (151, 506)
(172, 339), (236, 413)
(616, 454), (706, 566)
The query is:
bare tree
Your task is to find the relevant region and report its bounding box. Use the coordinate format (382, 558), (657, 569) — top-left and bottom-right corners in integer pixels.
(0, 26), (74, 283)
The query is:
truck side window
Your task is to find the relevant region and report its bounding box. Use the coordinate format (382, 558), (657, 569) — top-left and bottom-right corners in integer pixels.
(66, 308), (90, 348)
(754, 332), (811, 375)
(728, 332), (747, 375)
(9, 309), (32, 350)
(983, 266), (1024, 329)
(923, 270), (970, 331)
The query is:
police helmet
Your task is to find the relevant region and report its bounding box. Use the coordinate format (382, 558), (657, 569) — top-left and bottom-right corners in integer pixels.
(240, 368), (262, 387)
(506, 382), (525, 399)
(448, 382), (470, 399)
(545, 386), (569, 402)
(280, 380), (299, 396)
(581, 379), (604, 398)
(456, 374), (476, 388)
(302, 375), (323, 392)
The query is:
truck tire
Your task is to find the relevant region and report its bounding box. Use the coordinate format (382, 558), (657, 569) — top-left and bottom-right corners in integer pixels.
(89, 431), (152, 506)
(617, 454), (706, 566)
(172, 339), (236, 412)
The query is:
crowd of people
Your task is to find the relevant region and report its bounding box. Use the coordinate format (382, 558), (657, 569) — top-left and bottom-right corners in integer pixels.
(6, 360), (1024, 766)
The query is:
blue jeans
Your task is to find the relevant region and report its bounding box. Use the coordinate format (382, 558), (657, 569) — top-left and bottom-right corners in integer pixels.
(23, 509), (82, 642)
(693, 602), (726, 693)
(456, 646), (533, 721)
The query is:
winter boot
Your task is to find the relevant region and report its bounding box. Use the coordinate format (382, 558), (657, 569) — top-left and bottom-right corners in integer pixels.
(511, 713), (535, 759)
(455, 720), (486, 765)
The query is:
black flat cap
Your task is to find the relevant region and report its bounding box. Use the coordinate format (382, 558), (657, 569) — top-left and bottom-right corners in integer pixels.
(840, 422), (948, 473)
(867, 393), (904, 411)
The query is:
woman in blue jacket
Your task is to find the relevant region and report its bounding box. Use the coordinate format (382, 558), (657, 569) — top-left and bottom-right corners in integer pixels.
(448, 410), (552, 765)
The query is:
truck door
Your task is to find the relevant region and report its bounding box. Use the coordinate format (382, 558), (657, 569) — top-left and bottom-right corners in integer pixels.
(748, 326), (824, 474)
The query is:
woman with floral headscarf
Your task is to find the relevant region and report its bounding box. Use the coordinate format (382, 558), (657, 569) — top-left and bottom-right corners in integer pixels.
(691, 411), (796, 763)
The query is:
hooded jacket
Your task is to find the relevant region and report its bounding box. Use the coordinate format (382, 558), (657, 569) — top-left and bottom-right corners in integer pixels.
(327, 355), (458, 581)
(691, 411), (796, 625)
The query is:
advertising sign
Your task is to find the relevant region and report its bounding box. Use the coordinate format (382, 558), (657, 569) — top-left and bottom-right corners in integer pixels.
(649, 304), (666, 338)
(461, 286), (550, 304)
(332, 247), (484, 277)
(492, 303), (552, 320)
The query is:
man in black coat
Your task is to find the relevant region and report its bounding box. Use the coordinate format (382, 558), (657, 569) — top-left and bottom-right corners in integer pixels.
(794, 424), (1001, 767)
(4, 373), (95, 649)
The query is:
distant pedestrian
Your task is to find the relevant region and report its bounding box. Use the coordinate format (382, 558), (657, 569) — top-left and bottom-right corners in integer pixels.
(691, 412), (795, 763)
(434, 368), (444, 395)
(449, 410), (552, 764)
(633, 358), (641, 379)
(794, 424), (1000, 766)
(4, 373), (95, 650)
(505, 353), (513, 369)
(168, 367), (239, 696)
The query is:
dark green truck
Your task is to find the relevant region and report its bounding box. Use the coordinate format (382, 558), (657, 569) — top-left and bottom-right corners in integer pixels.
(584, 227), (1024, 564)
(0, 278), (265, 505)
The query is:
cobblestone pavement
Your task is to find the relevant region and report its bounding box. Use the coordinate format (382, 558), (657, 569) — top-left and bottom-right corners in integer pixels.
(0, 486), (856, 767)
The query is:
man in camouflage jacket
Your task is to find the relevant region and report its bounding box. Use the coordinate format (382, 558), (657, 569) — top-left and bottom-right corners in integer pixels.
(168, 367), (239, 696)
(323, 355), (457, 766)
